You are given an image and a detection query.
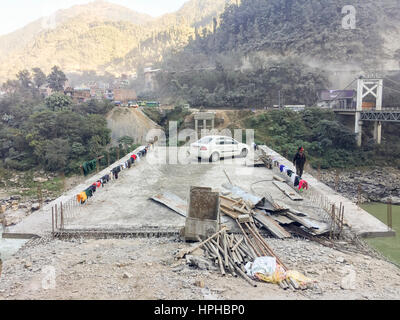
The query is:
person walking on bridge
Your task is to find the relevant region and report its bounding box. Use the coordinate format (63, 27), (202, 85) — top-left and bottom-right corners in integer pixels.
(293, 147), (306, 178)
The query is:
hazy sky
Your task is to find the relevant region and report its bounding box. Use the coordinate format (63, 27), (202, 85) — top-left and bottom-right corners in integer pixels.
(0, 0), (189, 36)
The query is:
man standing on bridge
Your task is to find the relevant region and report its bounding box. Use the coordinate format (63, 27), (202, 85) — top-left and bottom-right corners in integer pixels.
(293, 147), (306, 178)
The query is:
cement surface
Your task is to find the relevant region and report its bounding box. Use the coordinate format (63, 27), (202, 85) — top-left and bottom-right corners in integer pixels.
(7, 145), (393, 238)
(259, 146), (395, 238)
(6, 147), (326, 236)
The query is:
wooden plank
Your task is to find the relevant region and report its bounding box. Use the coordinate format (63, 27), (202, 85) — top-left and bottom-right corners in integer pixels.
(271, 214), (294, 225)
(253, 210), (291, 239)
(273, 181), (303, 201)
(150, 192), (188, 217)
(283, 212), (315, 230)
(220, 206), (240, 219)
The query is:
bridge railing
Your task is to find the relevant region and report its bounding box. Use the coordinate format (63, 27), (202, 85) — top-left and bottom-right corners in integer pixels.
(330, 106), (400, 112)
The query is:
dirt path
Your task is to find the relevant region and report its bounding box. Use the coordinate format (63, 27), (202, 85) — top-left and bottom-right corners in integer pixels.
(1, 236), (399, 300)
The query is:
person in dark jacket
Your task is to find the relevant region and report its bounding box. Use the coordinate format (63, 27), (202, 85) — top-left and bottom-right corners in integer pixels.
(293, 147), (306, 177)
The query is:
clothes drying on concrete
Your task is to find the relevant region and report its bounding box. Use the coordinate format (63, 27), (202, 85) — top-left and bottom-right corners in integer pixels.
(299, 180), (309, 191)
(76, 145), (152, 205)
(77, 192), (87, 204)
(84, 187), (94, 198)
(273, 161), (309, 195)
(93, 181), (101, 188)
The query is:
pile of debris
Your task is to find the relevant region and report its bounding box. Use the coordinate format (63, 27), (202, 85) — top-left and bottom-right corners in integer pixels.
(168, 185), (317, 290)
(151, 173), (335, 290)
(222, 183), (332, 242)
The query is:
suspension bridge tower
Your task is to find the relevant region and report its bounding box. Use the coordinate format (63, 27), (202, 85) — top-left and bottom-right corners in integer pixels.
(355, 78), (383, 146)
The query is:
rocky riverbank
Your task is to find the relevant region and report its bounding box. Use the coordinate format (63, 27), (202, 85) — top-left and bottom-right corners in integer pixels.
(0, 170), (84, 228)
(318, 167), (400, 205)
(0, 195), (55, 227)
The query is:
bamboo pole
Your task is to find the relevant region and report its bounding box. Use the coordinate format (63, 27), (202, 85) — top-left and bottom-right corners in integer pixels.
(178, 227), (227, 258)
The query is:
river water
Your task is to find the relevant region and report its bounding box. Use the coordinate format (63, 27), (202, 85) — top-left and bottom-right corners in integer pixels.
(0, 225), (28, 261)
(360, 203), (400, 266)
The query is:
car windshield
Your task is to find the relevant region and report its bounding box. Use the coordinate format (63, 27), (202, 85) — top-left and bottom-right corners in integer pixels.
(197, 137), (213, 144)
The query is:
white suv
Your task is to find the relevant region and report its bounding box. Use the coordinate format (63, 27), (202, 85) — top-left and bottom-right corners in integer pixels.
(190, 135), (249, 162)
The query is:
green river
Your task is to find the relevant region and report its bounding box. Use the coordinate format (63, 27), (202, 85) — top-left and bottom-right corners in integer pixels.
(361, 203), (400, 266)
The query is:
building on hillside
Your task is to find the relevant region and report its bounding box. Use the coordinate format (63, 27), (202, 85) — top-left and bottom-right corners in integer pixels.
(104, 89), (114, 101)
(72, 87), (91, 103)
(113, 88), (137, 103)
(90, 87), (105, 100)
(317, 90), (356, 110)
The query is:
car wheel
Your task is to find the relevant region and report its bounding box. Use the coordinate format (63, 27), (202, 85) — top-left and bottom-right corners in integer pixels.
(210, 152), (220, 162)
(240, 148), (248, 158)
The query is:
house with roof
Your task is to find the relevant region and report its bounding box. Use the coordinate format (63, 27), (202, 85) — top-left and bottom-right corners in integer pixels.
(317, 90), (356, 110)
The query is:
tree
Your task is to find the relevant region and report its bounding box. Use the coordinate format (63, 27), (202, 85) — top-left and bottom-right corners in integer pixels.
(16, 70), (33, 89)
(44, 138), (71, 171)
(47, 66), (67, 92)
(32, 68), (47, 89)
(45, 93), (72, 111)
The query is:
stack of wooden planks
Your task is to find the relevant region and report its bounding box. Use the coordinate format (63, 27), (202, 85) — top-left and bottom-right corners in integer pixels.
(188, 222), (306, 290)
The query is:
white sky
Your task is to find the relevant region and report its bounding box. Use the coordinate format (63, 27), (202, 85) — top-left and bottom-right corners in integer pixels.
(0, 0), (189, 36)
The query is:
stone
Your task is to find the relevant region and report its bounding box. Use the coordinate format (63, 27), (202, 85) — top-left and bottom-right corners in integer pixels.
(33, 177), (48, 183)
(185, 255), (215, 271)
(336, 257), (345, 263)
(4, 209), (27, 226)
(31, 203), (40, 211)
(123, 272), (132, 279)
(10, 195), (21, 200)
(24, 261), (32, 268)
(194, 280), (205, 288)
(340, 269), (357, 290)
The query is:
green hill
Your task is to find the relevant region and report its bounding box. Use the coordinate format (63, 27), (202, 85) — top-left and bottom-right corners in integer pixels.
(156, 0), (400, 107)
(0, 0), (232, 82)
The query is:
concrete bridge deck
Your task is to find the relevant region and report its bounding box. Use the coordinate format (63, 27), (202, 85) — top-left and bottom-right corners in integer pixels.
(5, 146), (395, 239)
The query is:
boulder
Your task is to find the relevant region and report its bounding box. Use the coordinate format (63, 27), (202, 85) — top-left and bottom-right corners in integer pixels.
(340, 268), (357, 290)
(3, 209), (27, 226)
(31, 203), (40, 211)
(10, 195), (21, 200)
(382, 196), (400, 205)
(185, 255), (216, 271)
(336, 256), (345, 263)
(33, 177), (48, 183)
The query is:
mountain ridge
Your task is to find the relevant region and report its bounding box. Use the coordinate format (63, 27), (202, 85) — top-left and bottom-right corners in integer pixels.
(0, 0), (231, 82)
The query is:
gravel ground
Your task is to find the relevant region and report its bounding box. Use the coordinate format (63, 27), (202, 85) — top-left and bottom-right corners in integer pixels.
(1, 235), (400, 300)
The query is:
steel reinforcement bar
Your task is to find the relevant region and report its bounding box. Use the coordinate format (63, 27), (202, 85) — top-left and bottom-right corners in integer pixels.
(52, 228), (181, 240)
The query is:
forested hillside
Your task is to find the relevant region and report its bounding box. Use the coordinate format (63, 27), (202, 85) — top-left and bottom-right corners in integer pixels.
(0, 0), (233, 82)
(156, 0), (400, 107)
(0, 67), (129, 174)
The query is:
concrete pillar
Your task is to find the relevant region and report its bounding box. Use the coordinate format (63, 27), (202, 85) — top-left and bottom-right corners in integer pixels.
(195, 119), (198, 138)
(373, 121), (382, 144)
(355, 114), (362, 147)
(211, 119), (215, 129)
(355, 79), (363, 146)
(203, 119), (207, 131)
